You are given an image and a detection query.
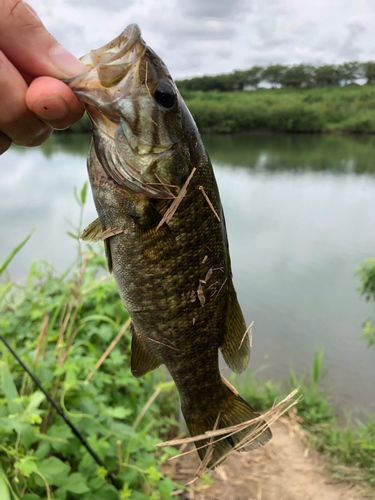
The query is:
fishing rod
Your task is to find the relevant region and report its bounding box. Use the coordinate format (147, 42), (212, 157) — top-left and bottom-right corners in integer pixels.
(0, 334), (122, 491)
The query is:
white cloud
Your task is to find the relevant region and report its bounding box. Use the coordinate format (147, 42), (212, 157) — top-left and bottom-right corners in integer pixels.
(29, 0), (375, 79)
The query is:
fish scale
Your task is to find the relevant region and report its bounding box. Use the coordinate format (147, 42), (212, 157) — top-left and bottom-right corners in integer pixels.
(69, 23), (272, 467)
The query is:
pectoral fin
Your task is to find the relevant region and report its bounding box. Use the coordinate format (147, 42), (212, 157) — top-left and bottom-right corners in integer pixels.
(130, 324), (162, 378)
(80, 218), (103, 241)
(219, 280), (250, 374)
(80, 218), (114, 274)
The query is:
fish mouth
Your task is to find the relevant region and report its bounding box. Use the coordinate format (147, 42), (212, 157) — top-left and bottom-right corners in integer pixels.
(63, 24), (146, 102)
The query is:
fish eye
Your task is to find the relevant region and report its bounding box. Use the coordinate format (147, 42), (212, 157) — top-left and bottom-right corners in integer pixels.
(153, 82), (176, 109)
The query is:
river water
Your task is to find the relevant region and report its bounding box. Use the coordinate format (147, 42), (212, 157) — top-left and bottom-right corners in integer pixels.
(1, 132), (375, 413)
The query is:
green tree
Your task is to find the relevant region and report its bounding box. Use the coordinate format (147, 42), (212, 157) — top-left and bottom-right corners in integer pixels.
(362, 61), (375, 84)
(281, 64), (315, 88)
(314, 65), (339, 86)
(337, 61), (362, 85)
(244, 66), (264, 88)
(261, 64), (288, 87)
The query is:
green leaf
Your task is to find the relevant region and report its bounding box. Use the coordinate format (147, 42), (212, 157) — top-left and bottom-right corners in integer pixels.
(34, 441), (51, 460)
(67, 231), (79, 240)
(19, 423), (38, 449)
(26, 391), (45, 414)
(55, 486), (68, 500)
(104, 407), (132, 419)
(0, 227), (35, 277)
(65, 473), (91, 494)
(74, 186), (83, 207)
(0, 362), (22, 415)
(0, 467), (11, 500)
(15, 456), (38, 477)
(86, 484), (120, 500)
(38, 457), (70, 483)
(80, 181), (88, 205)
(22, 495), (40, 500)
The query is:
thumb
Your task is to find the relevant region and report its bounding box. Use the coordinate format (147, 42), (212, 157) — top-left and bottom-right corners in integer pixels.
(0, 0), (87, 78)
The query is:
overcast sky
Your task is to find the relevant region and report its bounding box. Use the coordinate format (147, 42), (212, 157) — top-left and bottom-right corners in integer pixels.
(30, 0), (375, 79)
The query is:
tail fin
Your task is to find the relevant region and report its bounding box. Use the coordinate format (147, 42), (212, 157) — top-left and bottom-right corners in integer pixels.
(183, 378), (272, 468)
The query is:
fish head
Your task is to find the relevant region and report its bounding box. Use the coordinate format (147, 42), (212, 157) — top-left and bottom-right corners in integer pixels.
(66, 24), (195, 199)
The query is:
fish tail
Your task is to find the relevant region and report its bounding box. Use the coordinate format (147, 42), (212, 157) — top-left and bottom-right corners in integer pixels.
(183, 377), (272, 468)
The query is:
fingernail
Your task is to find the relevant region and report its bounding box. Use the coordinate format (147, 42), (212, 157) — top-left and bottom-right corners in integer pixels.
(32, 96), (69, 121)
(49, 45), (88, 78)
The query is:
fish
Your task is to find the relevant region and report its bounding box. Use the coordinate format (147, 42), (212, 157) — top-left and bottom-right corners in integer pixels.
(66, 23), (272, 467)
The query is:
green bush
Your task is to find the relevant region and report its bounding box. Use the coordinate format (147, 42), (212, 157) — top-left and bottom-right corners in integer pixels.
(342, 111), (375, 133)
(0, 187), (180, 500)
(65, 85), (375, 135)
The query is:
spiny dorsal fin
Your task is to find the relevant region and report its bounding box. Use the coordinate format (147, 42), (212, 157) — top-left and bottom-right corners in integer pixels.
(130, 324), (162, 378)
(80, 218), (103, 241)
(219, 279), (250, 374)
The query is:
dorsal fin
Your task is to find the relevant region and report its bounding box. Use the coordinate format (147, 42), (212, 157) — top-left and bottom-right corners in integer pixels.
(219, 279), (250, 374)
(130, 324), (162, 378)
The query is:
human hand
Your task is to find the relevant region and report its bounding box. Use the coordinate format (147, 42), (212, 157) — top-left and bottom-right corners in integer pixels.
(0, 0), (88, 154)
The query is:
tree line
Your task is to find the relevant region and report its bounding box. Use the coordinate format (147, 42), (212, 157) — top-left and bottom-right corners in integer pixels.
(176, 62), (375, 92)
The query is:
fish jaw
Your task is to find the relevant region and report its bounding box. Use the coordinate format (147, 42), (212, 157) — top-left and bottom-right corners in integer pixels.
(65, 24), (191, 200)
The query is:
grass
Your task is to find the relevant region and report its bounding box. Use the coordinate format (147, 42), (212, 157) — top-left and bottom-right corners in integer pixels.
(67, 84), (375, 135)
(233, 350), (375, 494)
(0, 186), (181, 500)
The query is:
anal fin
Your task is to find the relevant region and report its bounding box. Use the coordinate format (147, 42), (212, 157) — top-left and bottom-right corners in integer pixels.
(219, 279), (250, 374)
(130, 324), (162, 378)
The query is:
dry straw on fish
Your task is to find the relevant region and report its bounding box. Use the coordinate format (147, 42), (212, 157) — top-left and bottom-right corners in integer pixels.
(198, 185), (221, 222)
(156, 167), (196, 230)
(156, 387), (301, 483)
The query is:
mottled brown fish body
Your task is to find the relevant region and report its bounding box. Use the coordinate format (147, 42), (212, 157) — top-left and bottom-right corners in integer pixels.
(69, 24), (271, 466)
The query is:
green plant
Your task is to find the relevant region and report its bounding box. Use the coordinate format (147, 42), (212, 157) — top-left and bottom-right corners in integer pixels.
(0, 186), (180, 499)
(356, 258), (375, 347)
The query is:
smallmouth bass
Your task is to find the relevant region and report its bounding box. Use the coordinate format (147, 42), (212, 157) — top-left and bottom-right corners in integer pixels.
(67, 24), (271, 467)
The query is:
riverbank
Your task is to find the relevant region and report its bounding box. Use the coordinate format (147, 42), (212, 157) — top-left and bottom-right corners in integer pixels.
(67, 84), (375, 135)
(234, 355), (375, 495)
(165, 421), (366, 500)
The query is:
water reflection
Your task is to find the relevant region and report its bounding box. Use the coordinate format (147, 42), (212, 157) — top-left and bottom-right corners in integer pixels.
(203, 133), (375, 175)
(1, 132), (375, 413)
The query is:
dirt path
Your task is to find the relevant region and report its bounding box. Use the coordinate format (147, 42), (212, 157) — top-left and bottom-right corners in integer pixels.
(164, 420), (366, 500)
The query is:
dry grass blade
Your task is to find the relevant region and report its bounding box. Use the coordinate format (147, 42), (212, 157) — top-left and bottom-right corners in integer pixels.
(156, 167), (196, 230)
(198, 186), (220, 222)
(239, 321), (254, 350)
(156, 389), (300, 449)
(132, 386), (162, 430)
(162, 389), (301, 483)
(186, 412), (221, 486)
(34, 311), (49, 363)
(95, 228), (123, 240)
(86, 317), (131, 382)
